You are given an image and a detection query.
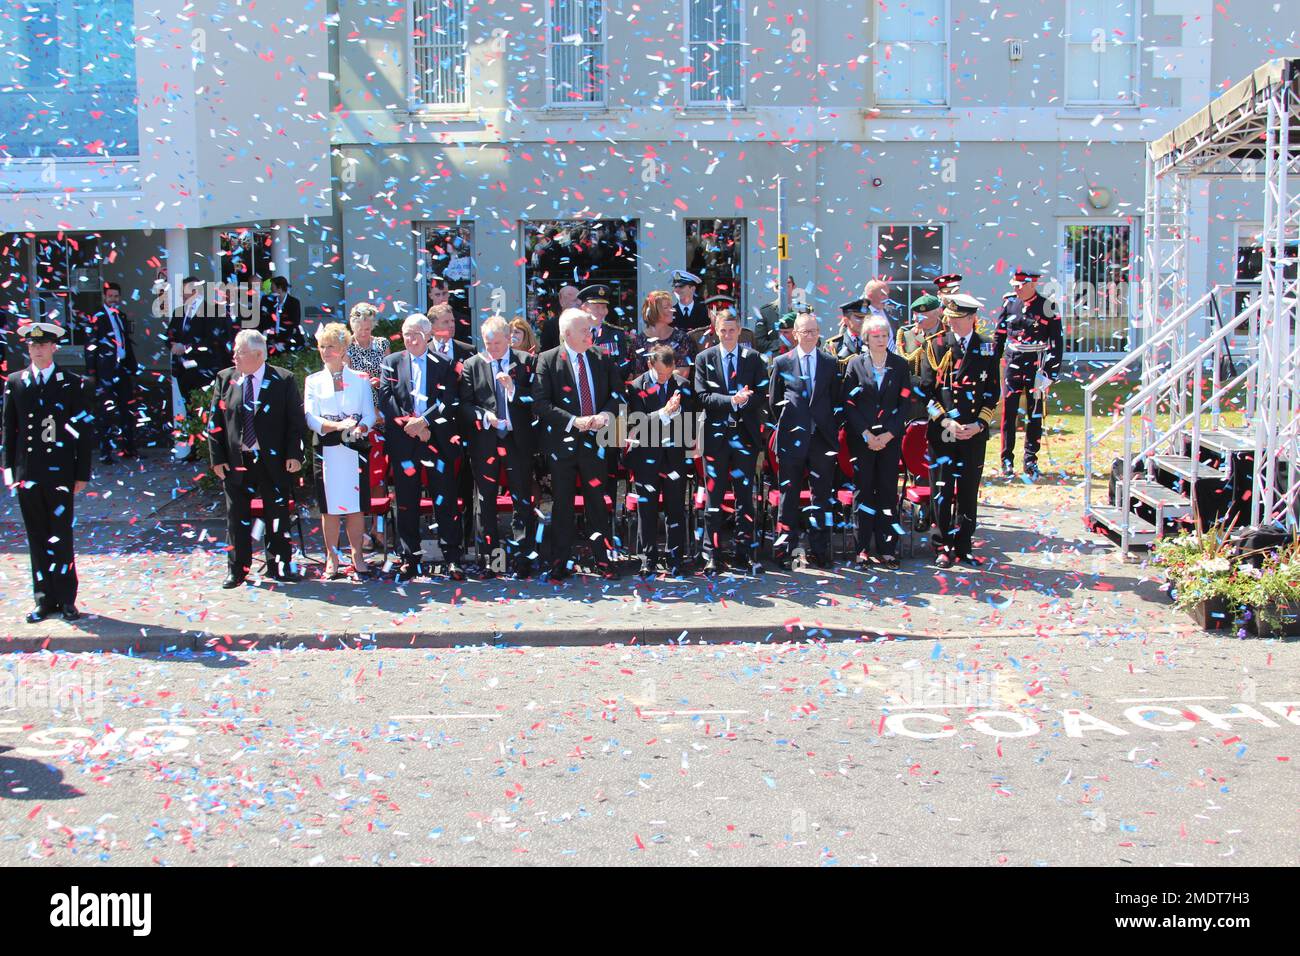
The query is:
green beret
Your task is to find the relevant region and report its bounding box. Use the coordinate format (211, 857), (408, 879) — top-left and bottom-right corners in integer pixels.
(910, 294), (942, 313)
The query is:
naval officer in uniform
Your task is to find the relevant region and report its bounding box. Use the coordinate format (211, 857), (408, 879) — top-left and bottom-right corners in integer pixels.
(2, 322), (94, 622)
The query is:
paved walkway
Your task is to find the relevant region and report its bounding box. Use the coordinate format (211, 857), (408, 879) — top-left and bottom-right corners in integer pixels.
(1, 451), (1204, 652)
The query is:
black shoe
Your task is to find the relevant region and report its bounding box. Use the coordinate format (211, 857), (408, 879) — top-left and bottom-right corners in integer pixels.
(881, 556), (901, 570)
(771, 552), (791, 571)
(512, 561), (533, 580)
(702, 557), (724, 576)
(600, 563), (622, 581)
(445, 561), (466, 582)
(222, 574), (246, 589)
(25, 606), (53, 624)
(1002, 461), (1015, 479)
(476, 564), (498, 580)
(548, 564), (572, 581)
(854, 551), (873, 568)
(808, 552), (833, 569)
(957, 553), (982, 567)
(935, 552), (955, 570)
(271, 570), (303, 584)
(61, 604), (81, 621)
(1024, 462), (1041, 479)
(639, 557), (655, 578)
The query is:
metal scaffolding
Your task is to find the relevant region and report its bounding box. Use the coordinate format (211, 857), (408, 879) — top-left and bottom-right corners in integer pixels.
(1143, 58), (1300, 532)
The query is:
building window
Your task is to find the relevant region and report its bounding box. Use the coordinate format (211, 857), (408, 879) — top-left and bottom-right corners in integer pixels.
(874, 224), (945, 315)
(219, 230), (274, 287)
(685, 0), (744, 107)
(684, 218), (745, 313)
(409, 0), (468, 108)
(1060, 221), (1133, 354)
(1066, 0), (1138, 106)
(0, 232), (122, 350)
(417, 222), (476, 341)
(523, 219), (639, 327)
(0, 0), (139, 159)
(548, 0), (605, 106)
(875, 0), (948, 107)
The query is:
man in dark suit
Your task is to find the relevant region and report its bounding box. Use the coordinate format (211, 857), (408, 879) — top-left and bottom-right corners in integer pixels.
(207, 329), (307, 587)
(538, 284), (579, 353)
(259, 276), (303, 355)
(459, 316), (536, 579)
(919, 294), (1000, 569)
(3, 322), (94, 622)
(85, 282), (138, 463)
(626, 343), (695, 577)
(768, 312), (841, 568)
(532, 307), (623, 580)
(168, 277), (227, 397)
(426, 301), (475, 564)
(671, 270), (709, 333)
(694, 309), (767, 575)
(380, 314), (466, 581)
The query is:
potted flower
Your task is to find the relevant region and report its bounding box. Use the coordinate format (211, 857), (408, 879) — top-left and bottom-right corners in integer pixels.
(1239, 554), (1300, 638)
(1151, 531), (1243, 630)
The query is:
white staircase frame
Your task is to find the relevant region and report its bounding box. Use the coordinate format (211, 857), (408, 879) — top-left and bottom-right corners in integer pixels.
(1085, 60), (1300, 550)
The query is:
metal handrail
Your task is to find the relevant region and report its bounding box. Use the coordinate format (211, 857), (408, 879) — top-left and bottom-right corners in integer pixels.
(1082, 286), (1223, 517)
(1097, 298), (1261, 551)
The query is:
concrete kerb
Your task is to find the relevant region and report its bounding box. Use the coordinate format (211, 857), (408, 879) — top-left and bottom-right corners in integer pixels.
(0, 622), (1210, 655)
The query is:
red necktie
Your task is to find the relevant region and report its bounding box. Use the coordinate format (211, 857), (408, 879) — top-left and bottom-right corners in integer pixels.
(576, 352), (595, 418)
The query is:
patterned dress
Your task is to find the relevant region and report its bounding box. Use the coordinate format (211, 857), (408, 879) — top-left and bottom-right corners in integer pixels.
(632, 326), (696, 375)
(346, 338), (390, 408)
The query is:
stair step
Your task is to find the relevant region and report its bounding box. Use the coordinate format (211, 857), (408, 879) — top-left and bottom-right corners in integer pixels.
(1086, 505), (1158, 545)
(1197, 429), (1254, 457)
(1127, 480), (1192, 513)
(1152, 455), (1228, 484)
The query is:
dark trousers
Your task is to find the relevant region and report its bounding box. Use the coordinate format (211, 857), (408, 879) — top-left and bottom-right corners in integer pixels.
(97, 372), (137, 455)
(18, 482), (78, 609)
(630, 453), (688, 567)
(391, 444), (464, 565)
(929, 432), (986, 557)
(547, 449), (613, 567)
(223, 453), (293, 577)
(700, 431), (758, 561)
(774, 432), (837, 558)
(469, 432), (535, 568)
(850, 439), (903, 556)
(1000, 355), (1046, 466)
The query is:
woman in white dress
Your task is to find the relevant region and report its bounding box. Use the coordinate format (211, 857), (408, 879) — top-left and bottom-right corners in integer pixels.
(304, 322), (376, 579)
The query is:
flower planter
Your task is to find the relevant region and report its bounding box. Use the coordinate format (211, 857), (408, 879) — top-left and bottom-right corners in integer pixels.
(1245, 603), (1300, 638)
(1190, 597), (1236, 631)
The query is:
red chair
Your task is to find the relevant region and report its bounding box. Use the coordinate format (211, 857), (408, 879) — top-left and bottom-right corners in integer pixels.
(364, 438), (393, 561)
(897, 421), (932, 557)
(764, 428), (814, 554)
(835, 428), (857, 553)
(692, 451), (741, 562)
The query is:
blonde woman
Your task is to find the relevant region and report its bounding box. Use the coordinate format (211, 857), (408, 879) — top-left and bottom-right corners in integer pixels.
(305, 322), (376, 579)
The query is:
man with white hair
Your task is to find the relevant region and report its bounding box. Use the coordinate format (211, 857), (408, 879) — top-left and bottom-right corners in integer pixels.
(459, 315), (537, 578)
(533, 307), (623, 580)
(381, 314), (466, 581)
(207, 328), (306, 587)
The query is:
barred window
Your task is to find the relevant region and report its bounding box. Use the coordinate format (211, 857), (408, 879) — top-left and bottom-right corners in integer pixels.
(409, 0), (468, 108)
(548, 0), (605, 106)
(686, 0), (743, 107)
